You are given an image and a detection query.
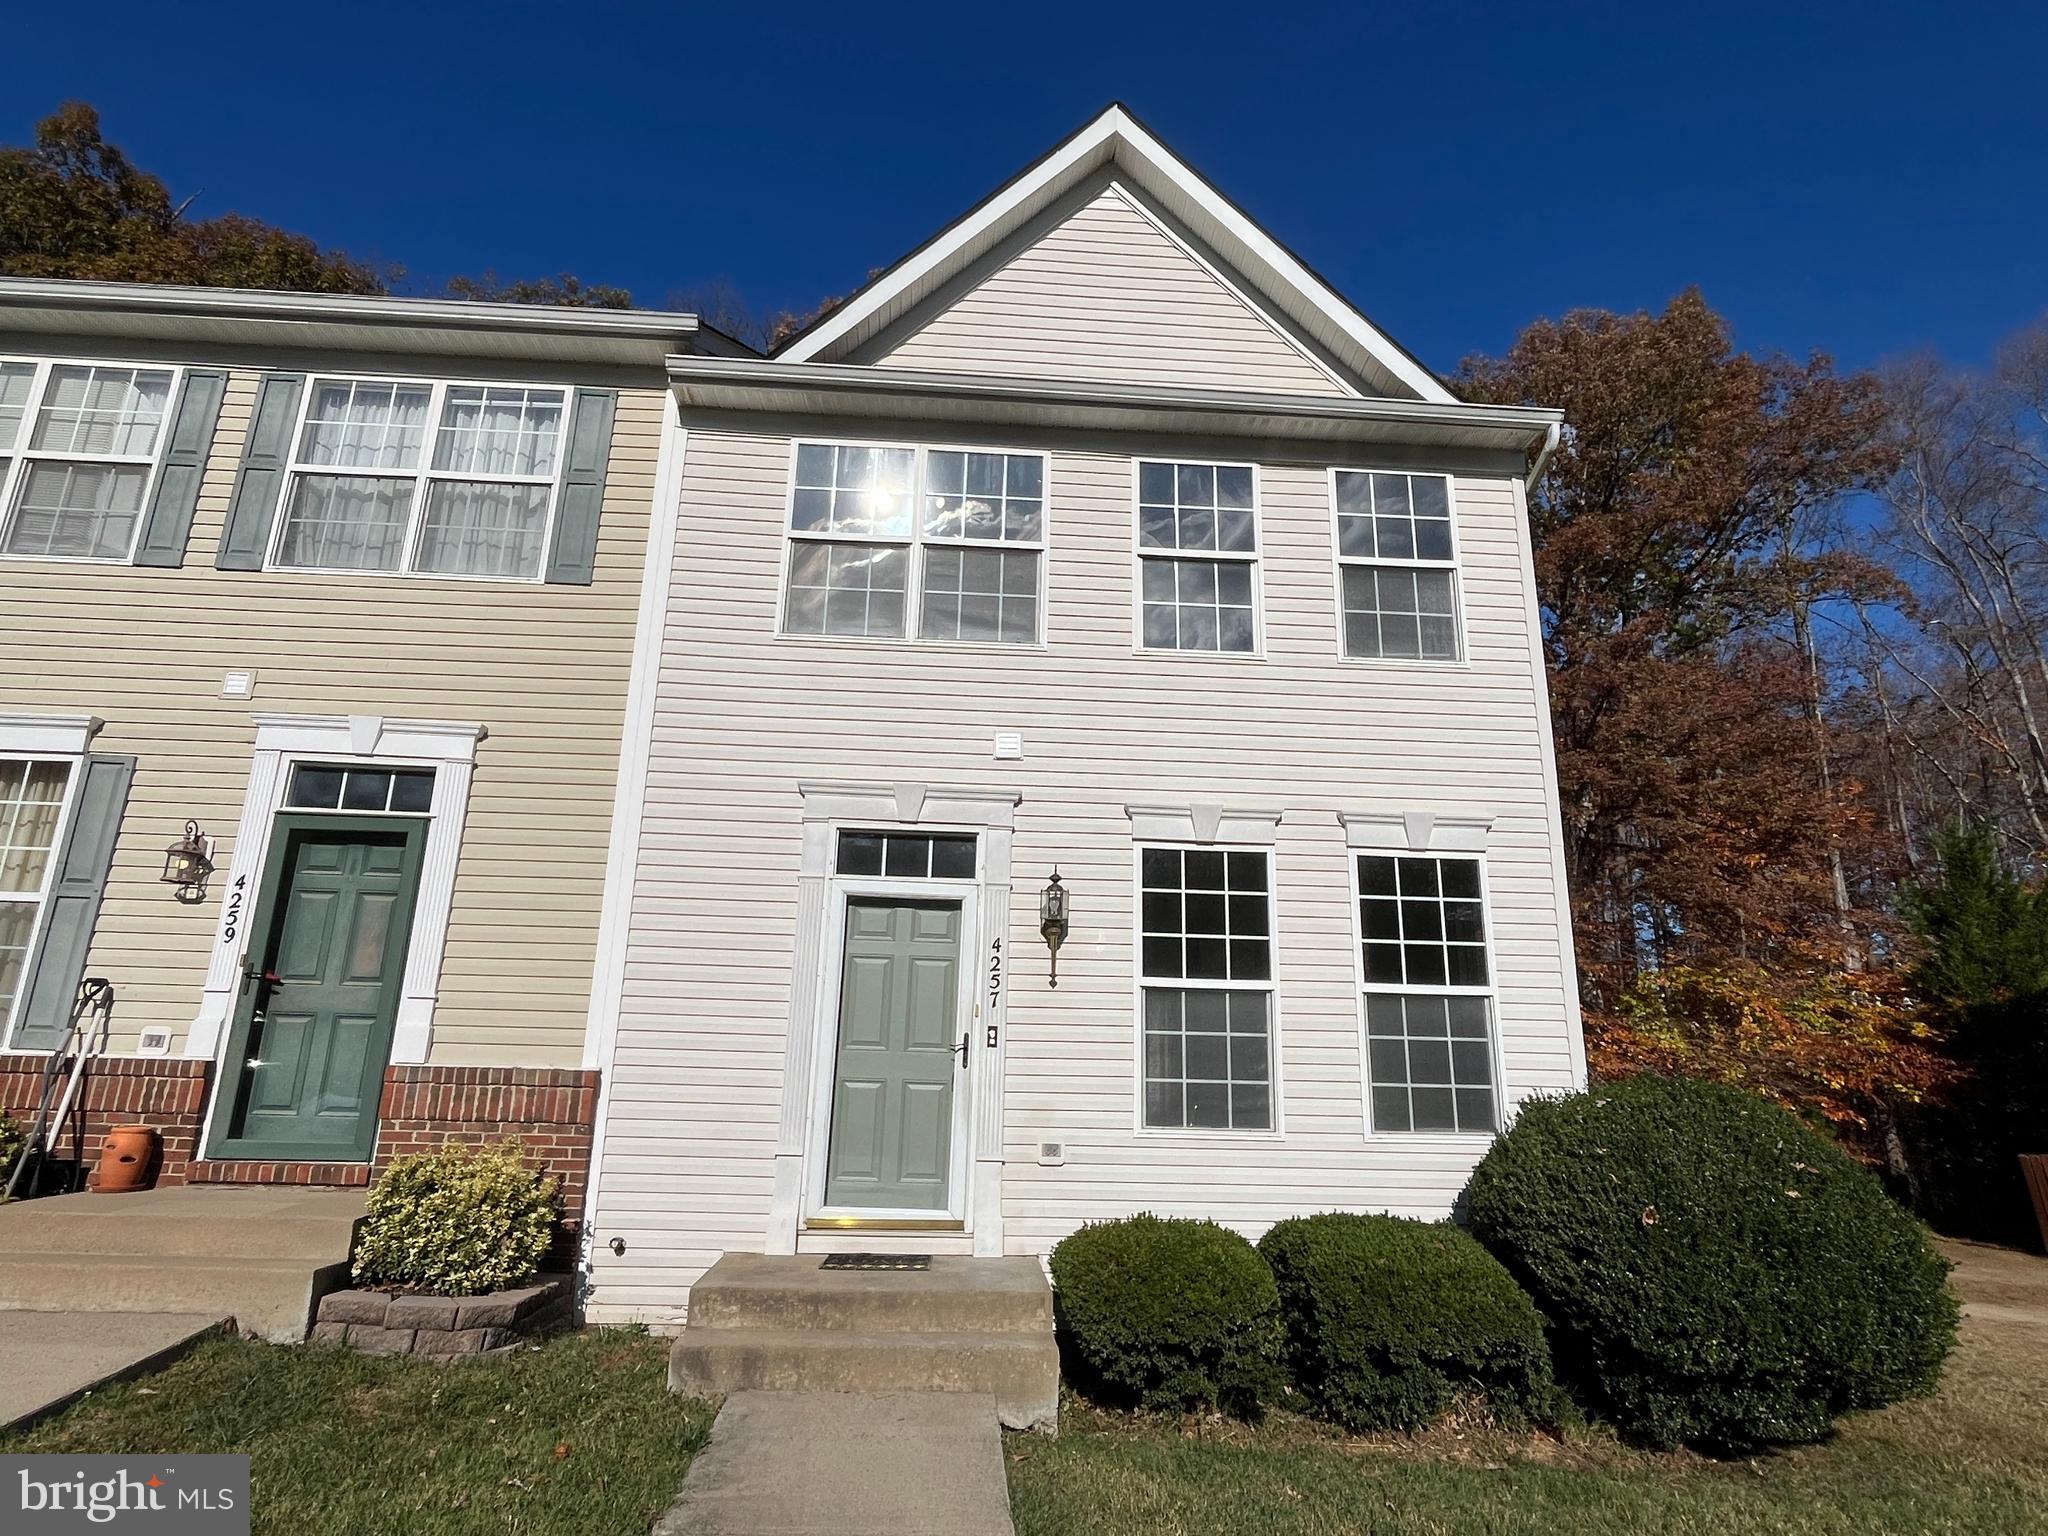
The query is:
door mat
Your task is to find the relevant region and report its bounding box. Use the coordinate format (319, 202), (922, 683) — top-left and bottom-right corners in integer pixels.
(819, 1253), (932, 1271)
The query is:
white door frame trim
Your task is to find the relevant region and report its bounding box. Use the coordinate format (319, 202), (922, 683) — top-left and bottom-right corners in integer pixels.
(770, 781), (1022, 1256)
(804, 877), (977, 1226)
(185, 712), (485, 1080)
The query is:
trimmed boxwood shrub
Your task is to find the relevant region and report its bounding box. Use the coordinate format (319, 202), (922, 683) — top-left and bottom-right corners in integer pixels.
(352, 1140), (559, 1297)
(1464, 1075), (1958, 1452)
(1049, 1214), (1282, 1416)
(0, 1109), (21, 1190)
(1258, 1213), (1555, 1432)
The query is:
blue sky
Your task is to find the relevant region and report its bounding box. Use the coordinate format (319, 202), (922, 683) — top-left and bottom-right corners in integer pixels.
(8, 1), (2043, 374)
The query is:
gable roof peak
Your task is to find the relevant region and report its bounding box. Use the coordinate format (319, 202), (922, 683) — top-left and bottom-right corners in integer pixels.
(777, 103), (1454, 404)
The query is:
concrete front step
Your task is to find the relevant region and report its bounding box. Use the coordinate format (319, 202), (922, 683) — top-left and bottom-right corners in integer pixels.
(0, 1252), (350, 1344)
(0, 1187), (366, 1343)
(670, 1328), (1059, 1431)
(688, 1254), (1052, 1335)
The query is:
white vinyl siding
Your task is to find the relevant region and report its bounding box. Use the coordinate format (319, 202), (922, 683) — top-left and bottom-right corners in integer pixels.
(0, 359), (178, 561)
(863, 182), (1357, 397)
(588, 427), (1578, 1323)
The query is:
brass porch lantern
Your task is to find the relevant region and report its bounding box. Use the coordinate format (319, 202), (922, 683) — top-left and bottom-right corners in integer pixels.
(161, 820), (214, 892)
(1039, 869), (1070, 989)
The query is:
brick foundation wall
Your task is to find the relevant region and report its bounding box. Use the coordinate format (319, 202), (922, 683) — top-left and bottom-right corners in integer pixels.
(2, 1056), (599, 1214)
(0, 1055), (211, 1189)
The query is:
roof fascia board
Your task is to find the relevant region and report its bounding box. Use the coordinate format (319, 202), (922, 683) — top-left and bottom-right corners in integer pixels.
(666, 355), (1557, 449)
(0, 277), (699, 344)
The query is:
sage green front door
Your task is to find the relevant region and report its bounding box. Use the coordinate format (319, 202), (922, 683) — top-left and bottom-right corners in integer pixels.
(823, 899), (963, 1211)
(211, 815), (425, 1163)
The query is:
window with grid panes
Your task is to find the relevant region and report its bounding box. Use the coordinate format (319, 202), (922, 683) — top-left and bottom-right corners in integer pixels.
(271, 379), (568, 578)
(1136, 460), (1258, 652)
(0, 361), (178, 560)
(0, 758), (74, 1036)
(782, 442), (1045, 644)
(1334, 470), (1460, 661)
(1356, 854), (1499, 1133)
(1139, 846), (1274, 1130)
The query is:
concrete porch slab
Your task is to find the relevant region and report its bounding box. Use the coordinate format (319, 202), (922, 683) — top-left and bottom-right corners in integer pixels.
(0, 1310), (228, 1430)
(654, 1391), (1015, 1536)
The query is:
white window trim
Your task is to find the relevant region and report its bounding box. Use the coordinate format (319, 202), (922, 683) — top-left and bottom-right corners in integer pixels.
(1129, 838), (1286, 1141)
(0, 713), (98, 1047)
(264, 371), (573, 584)
(774, 438), (1052, 649)
(185, 713), (483, 1078)
(771, 780), (1023, 1258)
(1130, 456), (1266, 659)
(0, 355), (186, 566)
(1339, 812), (1507, 1142)
(1326, 466), (1471, 668)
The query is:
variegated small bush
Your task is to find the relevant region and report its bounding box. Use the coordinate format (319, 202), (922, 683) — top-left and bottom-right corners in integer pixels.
(352, 1139), (558, 1296)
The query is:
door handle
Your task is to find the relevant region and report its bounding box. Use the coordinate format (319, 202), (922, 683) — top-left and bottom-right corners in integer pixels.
(240, 962), (280, 996)
(953, 1032), (968, 1070)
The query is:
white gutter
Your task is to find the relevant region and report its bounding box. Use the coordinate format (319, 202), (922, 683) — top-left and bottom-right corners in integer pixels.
(0, 277), (700, 343)
(667, 356), (1561, 451)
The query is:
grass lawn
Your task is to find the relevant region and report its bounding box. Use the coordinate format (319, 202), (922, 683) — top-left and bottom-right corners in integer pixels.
(1005, 1243), (2048, 1536)
(0, 1329), (710, 1536)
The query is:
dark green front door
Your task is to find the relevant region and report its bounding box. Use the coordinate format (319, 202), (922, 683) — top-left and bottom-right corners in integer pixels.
(210, 815), (425, 1162)
(824, 899), (963, 1211)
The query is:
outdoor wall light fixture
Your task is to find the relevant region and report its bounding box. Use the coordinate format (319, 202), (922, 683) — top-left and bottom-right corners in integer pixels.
(1039, 869), (1070, 988)
(161, 820), (215, 899)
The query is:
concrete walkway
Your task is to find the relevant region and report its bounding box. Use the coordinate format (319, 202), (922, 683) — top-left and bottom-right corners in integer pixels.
(0, 1310), (227, 1430)
(654, 1392), (1016, 1536)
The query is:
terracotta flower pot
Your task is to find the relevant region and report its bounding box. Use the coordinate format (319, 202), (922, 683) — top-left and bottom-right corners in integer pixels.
(90, 1125), (159, 1194)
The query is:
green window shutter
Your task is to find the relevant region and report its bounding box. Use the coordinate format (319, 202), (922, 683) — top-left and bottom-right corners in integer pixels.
(11, 754), (135, 1050)
(544, 388), (618, 585)
(133, 368), (228, 567)
(215, 372), (305, 571)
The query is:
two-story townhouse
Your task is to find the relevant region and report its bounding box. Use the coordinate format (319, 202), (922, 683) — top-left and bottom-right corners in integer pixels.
(580, 106), (1582, 1323)
(0, 280), (722, 1215)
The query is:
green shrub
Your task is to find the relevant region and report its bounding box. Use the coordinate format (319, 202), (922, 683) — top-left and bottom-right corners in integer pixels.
(351, 1140), (558, 1297)
(1464, 1075), (1958, 1452)
(0, 1110), (21, 1190)
(1258, 1213), (1555, 1432)
(1049, 1214), (1283, 1416)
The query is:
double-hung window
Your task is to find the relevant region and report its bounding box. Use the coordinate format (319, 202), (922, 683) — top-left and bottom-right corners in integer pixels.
(1136, 460), (1258, 652)
(1356, 853), (1499, 1133)
(0, 758), (74, 1035)
(1334, 470), (1461, 661)
(271, 378), (568, 579)
(1139, 846), (1275, 1131)
(781, 442), (1045, 644)
(0, 361), (178, 560)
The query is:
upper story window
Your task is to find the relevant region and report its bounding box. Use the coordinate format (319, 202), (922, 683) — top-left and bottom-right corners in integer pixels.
(0, 361), (178, 561)
(781, 441), (1046, 645)
(1139, 845), (1275, 1132)
(1356, 853), (1498, 1134)
(1136, 460), (1259, 653)
(0, 758), (74, 1034)
(271, 378), (568, 580)
(1333, 470), (1461, 662)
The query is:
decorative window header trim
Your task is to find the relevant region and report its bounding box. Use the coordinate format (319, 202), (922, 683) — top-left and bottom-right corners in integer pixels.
(0, 711), (103, 756)
(797, 779), (1022, 829)
(249, 712), (485, 765)
(1125, 803), (1282, 846)
(1339, 810), (1494, 854)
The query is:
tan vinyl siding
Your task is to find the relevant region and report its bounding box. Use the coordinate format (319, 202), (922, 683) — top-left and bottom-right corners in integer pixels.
(0, 362), (660, 1063)
(865, 183), (1356, 397)
(588, 424), (1576, 1321)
